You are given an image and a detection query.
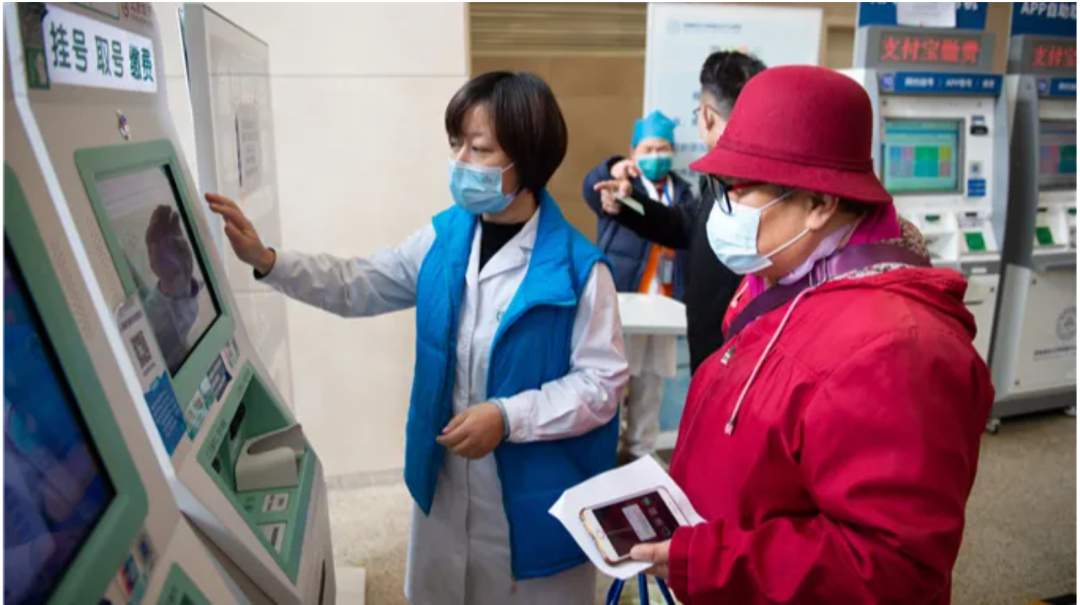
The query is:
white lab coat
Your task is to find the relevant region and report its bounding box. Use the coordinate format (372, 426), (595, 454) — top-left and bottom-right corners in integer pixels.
(260, 208), (629, 604)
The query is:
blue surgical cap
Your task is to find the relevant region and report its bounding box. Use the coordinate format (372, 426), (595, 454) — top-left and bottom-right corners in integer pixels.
(631, 110), (676, 148)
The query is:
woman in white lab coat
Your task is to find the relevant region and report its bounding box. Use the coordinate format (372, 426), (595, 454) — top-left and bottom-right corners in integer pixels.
(207, 72), (628, 605)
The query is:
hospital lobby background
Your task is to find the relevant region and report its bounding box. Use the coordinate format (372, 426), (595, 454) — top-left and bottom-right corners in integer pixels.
(303, 3), (1073, 602)
(6, 2), (1075, 604)
(376, 4), (1069, 602)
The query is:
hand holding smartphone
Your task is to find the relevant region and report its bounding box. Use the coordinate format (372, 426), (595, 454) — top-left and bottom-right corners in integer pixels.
(580, 487), (688, 565)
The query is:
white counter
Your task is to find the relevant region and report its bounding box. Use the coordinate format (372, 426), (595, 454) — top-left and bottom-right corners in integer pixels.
(617, 293), (687, 336)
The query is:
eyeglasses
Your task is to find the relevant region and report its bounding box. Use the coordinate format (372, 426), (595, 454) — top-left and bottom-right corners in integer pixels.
(706, 177), (767, 215)
(691, 104), (722, 127)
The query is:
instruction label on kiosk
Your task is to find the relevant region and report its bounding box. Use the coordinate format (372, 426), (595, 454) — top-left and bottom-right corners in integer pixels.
(116, 295), (187, 454)
(881, 72), (1002, 94)
(184, 392), (208, 439)
(895, 3), (956, 29)
(857, 2), (987, 30)
(41, 5), (157, 93)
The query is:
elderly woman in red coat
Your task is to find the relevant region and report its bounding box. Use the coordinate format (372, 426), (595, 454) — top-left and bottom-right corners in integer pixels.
(629, 66), (994, 604)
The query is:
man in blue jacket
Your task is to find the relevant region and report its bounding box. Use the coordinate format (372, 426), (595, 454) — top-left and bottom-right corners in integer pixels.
(582, 110), (692, 463)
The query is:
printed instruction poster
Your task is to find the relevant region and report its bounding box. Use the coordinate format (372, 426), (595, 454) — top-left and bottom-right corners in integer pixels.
(116, 295), (187, 454)
(644, 4), (823, 187)
(192, 9), (295, 403)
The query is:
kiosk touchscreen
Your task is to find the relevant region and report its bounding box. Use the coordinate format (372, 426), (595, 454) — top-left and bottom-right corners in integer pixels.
(988, 3), (1076, 426)
(5, 4), (334, 603)
(4, 240), (124, 604)
(844, 4), (1009, 361)
(1034, 119), (1077, 248)
(94, 164), (219, 376)
(881, 119), (962, 194)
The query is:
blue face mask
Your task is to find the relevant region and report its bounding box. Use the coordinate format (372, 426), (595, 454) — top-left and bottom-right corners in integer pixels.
(637, 153), (673, 181)
(448, 159), (518, 215)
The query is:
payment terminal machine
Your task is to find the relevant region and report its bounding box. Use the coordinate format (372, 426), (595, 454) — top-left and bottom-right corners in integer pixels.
(988, 3), (1076, 427)
(5, 25), (242, 605)
(5, 4), (335, 603)
(844, 3), (1008, 361)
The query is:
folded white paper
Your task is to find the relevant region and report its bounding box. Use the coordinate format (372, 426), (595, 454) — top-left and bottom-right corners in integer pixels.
(548, 456), (705, 580)
(617, 195), (646, 215)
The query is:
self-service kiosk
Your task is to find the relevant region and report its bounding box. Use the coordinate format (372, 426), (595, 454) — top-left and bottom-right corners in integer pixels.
(4, 4), (335, 603)
(5, 17), (243, 605)
(988, 3), (1076, 428)
(844, 4), (1009, 361)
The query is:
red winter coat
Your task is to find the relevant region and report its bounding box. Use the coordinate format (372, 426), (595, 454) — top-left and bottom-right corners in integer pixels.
(667, 266), (994, 604)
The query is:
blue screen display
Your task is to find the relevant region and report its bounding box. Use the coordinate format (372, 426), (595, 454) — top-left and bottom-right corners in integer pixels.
(4, 245), (115, 604)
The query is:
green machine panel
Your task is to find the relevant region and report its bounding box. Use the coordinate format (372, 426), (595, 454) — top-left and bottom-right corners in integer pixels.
(157, 564), (211, 605)
(965, 231), (988, 252)
(197, 362), (316, 583)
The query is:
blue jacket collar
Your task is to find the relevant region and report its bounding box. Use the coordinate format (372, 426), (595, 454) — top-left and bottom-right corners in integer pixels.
(433, 190), (578, 309)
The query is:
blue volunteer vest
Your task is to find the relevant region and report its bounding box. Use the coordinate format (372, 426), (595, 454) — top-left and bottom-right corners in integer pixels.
(405, 191), (618, 580)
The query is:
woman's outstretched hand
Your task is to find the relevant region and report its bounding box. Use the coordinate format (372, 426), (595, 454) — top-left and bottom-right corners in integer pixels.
(205, 193), (276, 275)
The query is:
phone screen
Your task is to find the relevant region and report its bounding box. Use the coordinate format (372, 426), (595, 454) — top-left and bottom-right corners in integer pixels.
(592, 491), (681, 558)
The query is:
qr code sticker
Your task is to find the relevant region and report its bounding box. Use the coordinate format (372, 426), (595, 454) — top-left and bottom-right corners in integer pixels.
(130, 331), (153, 370)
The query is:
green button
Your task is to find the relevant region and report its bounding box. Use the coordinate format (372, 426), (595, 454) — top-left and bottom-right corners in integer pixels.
(1036, 226), (1055, 246)
(965, 232), (987, 252)
(1070, 207), (1077, 216)
(925, 214), (941, 222)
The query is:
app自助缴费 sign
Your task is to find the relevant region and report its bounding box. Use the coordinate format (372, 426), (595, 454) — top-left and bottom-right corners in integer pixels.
(42, 5), (156, 93)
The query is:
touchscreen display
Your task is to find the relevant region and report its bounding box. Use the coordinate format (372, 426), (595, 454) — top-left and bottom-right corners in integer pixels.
(882, 119), (962, 193)
(1039, 120), (1077, 190)
(4, 247), (115, 604)
(592, 490), (681, 557)
(96, 166), (219, 375)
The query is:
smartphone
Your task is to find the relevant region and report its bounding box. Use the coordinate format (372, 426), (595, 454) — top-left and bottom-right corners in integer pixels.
(580, 487), (689, 565)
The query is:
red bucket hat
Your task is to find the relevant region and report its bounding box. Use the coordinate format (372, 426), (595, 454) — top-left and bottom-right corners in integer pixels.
(690, 65), (892, 205)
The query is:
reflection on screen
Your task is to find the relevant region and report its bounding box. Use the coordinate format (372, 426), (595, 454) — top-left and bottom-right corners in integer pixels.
(1039, 120), (1077, 191)
(593, 491), (680, 558)
(3, 247), (116, 604)
(97, 166), (219, 375)
(882, 120), (962, 193)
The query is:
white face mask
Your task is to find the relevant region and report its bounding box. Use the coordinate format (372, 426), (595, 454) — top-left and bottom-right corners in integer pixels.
(706, 190), (808, 275)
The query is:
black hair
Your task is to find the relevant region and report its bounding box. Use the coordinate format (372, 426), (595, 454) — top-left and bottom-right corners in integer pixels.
(445, 72), (568, 194)
(839, 199), (873, 216)
(807, 192), (872, 217)
(699, 51), (767, 119)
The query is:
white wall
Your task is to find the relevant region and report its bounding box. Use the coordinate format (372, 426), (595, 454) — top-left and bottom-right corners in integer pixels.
(157, 3), (468, 477)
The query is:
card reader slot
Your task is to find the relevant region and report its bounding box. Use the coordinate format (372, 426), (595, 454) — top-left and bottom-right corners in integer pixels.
(229, 403), (247, 441)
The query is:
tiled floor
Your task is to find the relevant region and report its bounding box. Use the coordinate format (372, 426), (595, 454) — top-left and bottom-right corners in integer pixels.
(329, 413), (1076, 604)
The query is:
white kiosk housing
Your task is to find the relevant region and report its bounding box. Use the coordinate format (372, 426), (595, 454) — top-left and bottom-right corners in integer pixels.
(4, 5), (245, 603)
(844, 9), (1010, 361)
(988, 4), (1076, 428)
(4, 4), (335, 603)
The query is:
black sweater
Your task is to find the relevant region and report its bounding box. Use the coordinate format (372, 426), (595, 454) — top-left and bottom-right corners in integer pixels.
(602, 164), (742, 374)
